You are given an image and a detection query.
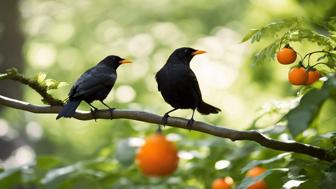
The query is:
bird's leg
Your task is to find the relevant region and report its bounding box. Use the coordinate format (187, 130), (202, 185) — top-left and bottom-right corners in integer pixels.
(86, 102), (99, 122)
(161, 108), (178, 126)
(99, 100), (115, 119)
(187, 109), (195, 129)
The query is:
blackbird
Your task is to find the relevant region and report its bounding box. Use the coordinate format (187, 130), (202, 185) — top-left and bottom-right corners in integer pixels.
(56, 55), (132, 119)
(155, 47), (221, 127)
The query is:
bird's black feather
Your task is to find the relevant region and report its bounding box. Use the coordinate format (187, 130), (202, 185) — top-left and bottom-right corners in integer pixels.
(155, 47), (221, 125)
(56, 55), (127, 119)
(56, 100), (80, 119)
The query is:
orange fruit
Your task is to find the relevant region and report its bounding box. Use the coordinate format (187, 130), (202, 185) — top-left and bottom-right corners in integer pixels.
(246, 166), (267, 177)
(288, 67), (308, 85)
(136, 133), (179, 176)
(305, 69), (320, 85)
(276, 47), (297, 65)
(212, 177), (234, 189)
(247, 180), (267, 189)
(246, 166), (268, 189)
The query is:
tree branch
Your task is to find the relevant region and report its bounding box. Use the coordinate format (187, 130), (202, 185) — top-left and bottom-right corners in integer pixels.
(0, 94), (334, 162)
(0, 68), (64, 105)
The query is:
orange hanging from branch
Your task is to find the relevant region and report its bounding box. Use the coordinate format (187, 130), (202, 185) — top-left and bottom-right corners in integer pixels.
(305, 69), (320, 85)
(212, 177), (234, 189)
(246, 166), (268, 189)
(276, 46), (297, 65)
(288, 67), (308, 85)
(136, 132), (179, 177)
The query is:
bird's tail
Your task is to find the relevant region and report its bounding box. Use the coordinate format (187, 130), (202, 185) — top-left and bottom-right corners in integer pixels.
(56, 100), (81, 119)
(197, 101), (221, 115)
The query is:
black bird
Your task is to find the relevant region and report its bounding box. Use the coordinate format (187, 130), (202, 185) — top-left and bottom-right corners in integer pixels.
(155, 47), (221, 127)
(56, 55), (132, 119)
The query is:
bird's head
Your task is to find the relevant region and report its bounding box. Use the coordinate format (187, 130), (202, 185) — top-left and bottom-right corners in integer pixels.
(168, 47), (206, 65)
(100, 55), (132, 69)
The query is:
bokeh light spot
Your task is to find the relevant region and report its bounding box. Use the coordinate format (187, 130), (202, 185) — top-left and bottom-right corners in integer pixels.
(0, 119), (9, 137)
(26, 121), (43, 141)
(127, 34), (154, 58)
(115, 85), (136, 103)
(28, 43), (56, 69)
(215, 160), (231, 170)
(14, 145), (35, 166)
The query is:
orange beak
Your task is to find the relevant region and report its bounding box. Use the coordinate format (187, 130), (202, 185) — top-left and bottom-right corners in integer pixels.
(119, 59), (132, 64)
(192, 50), (206, 56)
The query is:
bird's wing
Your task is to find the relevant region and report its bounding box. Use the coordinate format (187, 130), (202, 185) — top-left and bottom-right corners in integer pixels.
(186, 69), (203, 99)
(156, 65), (203, 99)
(69, 67), (117, 99)
(155, 70), (163, 91)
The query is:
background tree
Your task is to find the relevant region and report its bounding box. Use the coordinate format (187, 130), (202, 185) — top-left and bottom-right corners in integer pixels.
(0, 0), (24, 162)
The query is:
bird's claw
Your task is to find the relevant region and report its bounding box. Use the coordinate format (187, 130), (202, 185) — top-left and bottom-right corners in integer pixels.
(161, 113), (169, 127)
(90, 108), (98, 122)
(108, 108), (115, 119)
(187, 118), (194, 130)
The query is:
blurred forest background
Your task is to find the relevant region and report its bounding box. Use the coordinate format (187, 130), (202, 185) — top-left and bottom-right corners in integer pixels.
(1, 0), (336, 188)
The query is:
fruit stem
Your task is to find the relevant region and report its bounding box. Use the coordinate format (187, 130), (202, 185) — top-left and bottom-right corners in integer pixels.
(307, 53), (312, 67)
(298, 61), (305, 68)
(302, 50), (331, 64)
(156, 125), (162, 133)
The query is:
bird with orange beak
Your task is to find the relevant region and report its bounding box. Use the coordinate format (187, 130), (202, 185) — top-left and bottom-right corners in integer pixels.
(155, 47), (221, 127)
(56, 55), (132, 119)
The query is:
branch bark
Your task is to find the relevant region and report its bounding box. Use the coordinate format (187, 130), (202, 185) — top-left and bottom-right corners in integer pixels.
(0, 68), (63, 105)
(0, 94), (334, 162)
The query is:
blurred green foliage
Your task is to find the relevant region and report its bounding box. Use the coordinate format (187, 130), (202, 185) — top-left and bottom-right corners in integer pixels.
(1, 0), (336, 188)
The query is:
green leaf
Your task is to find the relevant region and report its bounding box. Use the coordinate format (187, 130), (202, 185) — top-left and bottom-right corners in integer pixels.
(0, 168), (22, 188)
(57, 82), (68, 88)
(45, 79), (68, 90)
(41, 164), (82, 184)
(241, 153), (291, 173)
(328, 17), (336, 41)
(253, 40), (280, 65)
(5, 68), (18, 75)
(45, 79), (57, 89)
(287, 110), (312, 137)
(85, 159), (117, 173)
(0, 168), (20, 180)
(294, 29), (336, 50)
(317, 54), (328, 62)
(36, 156), (63, 172)
(36, 72), (47, 84)
(241, 29), (258, 43)
(286, 87), (330, 137)
(237, 168), (288, 189)
(242, 18), (299, 44)
(321, 171), (336, 189)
